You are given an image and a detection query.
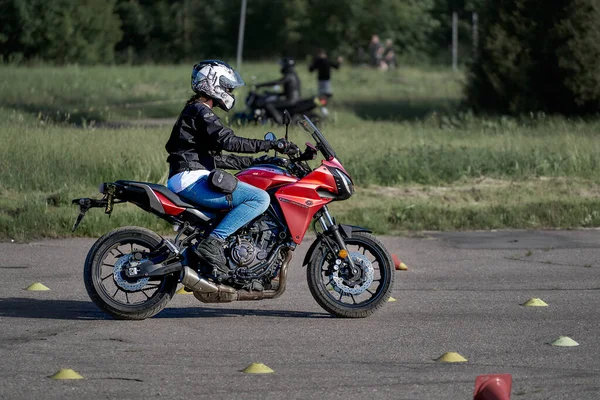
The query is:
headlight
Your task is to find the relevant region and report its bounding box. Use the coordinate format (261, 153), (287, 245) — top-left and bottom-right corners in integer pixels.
(332, 169), (354, 200)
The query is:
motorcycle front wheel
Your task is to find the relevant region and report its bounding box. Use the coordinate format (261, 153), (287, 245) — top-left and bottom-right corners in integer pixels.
(83, 226), (178, 320)
(307, 232), (394, 318)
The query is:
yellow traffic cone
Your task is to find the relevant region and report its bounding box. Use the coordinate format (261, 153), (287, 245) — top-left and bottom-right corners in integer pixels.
(242, 363), (274, 374)
(176, 286), (192, 294)
(49, 369), (84, 380)
(435, 352), (468, 362)
(521, 298), (548, 307)
(24, 283), (50, 291)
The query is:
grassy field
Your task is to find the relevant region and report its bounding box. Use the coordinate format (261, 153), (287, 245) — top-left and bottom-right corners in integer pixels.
(1, 63), (600, 240)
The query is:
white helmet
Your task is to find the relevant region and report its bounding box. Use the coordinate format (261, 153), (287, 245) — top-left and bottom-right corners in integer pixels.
(191, 60), (245, 111)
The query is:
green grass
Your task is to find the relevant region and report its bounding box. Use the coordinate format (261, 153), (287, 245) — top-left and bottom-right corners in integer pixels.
(329, 178), (600, 233)
(0, 62), (461, 123)
(1, 63), (600, 240)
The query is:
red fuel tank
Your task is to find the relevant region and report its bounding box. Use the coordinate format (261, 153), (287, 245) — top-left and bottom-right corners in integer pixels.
(236, 166), (298, 190)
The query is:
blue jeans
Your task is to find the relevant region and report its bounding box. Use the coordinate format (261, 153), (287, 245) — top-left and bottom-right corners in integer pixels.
(178, 176), (270, 239)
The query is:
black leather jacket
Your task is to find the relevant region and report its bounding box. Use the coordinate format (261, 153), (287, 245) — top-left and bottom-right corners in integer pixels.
(309, 57), (340, 81)
(257, 69), (301, 103)
(166, 102), (272, 177)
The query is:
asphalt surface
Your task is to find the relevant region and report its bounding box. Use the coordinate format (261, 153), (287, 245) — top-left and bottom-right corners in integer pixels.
(1, 230), (599, 399)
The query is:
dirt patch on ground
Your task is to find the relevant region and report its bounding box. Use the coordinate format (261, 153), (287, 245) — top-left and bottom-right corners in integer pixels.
(362, 177), (600, 202)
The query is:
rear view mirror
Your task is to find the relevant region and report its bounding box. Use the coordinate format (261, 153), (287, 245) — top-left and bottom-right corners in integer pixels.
(283, 109), (292, 126)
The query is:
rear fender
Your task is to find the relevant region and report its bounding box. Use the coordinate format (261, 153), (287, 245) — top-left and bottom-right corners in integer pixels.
(302, 224), (372, 266)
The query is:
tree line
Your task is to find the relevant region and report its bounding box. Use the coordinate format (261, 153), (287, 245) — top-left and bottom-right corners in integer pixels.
(1, 0), (598, 115)
(467, 0), (600, 115)
(0, 0), (479, 64)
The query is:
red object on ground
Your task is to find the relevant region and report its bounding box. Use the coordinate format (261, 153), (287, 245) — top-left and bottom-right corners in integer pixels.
(392, 254), (402, 270)
(474, 374), (512, 400)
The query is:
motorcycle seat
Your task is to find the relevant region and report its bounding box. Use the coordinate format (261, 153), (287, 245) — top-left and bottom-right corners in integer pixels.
(115, 180), (217, 218)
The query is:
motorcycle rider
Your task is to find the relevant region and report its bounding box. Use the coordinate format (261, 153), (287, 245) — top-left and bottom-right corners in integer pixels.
(255, 57), (301, 124)
(165, 60), (298, 277)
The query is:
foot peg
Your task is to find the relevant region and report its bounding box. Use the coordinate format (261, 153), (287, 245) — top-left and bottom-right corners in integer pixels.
(163, 239), (180, 256)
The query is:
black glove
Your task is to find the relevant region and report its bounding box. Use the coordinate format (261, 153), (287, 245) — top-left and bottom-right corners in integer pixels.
(253, 155), (288, 167)
(253, 155), (271, 165)
(271, 139), (300, 155)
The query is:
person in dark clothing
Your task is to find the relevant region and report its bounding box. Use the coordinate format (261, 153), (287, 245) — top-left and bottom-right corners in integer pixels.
(165, 60), (298, 277)
(255, 57), (301, 124)
(309, 49), (343, 97)
(382, 39), (396, 69)
(367, 34), (382, 68)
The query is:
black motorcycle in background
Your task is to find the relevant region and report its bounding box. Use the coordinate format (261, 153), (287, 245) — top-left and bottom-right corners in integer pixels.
(232, 85), (329, 126)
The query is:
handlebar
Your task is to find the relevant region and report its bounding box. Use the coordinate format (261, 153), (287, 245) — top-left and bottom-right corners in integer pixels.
(253, 144), (315, 178)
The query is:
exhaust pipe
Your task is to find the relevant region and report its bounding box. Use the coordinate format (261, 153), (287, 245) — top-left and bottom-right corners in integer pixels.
(180, 266), (218, 293)
(182, 266), (237, 303)
(184, 250), (293, 303)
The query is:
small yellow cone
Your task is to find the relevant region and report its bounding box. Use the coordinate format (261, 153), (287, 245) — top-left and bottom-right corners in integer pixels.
(241, 363), (274, 374)
(388, 297), (397, 302)
(435, 352), (468, 362)
(550, 336), (579, 347)
(49, 369), (84, 380)
(521, 298), (548, 307)
(24, 282), (50, 291)
(398, 262), (408, 271)
(176, 286), (192, 294)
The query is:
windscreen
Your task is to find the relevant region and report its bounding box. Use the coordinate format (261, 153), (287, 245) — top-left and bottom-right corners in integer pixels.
(298, 116), (336, 160)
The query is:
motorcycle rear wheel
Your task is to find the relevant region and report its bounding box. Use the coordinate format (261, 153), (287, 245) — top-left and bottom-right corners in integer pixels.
(83, 226), (178, 320)
(307, 232), (394, 318)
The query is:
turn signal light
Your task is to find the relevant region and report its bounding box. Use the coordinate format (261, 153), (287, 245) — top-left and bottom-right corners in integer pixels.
(338, 249), (348, 258)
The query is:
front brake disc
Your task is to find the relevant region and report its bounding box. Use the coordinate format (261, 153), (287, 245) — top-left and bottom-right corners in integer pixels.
(331, 252), (374, 295)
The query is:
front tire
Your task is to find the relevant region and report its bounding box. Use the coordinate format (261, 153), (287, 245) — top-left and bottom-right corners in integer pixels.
(83, 226), (178, 320)
(307, 232), (394, 318)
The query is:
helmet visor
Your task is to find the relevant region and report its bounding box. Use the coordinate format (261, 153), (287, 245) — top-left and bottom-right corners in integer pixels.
(220, 70), (245, 91)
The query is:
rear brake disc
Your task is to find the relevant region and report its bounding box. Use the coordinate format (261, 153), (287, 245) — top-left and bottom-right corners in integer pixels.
(113, 254), (150, 292)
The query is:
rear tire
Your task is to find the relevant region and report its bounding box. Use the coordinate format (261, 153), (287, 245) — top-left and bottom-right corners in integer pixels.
(83, 226), (178, 320)
(307, 232), (394, 318)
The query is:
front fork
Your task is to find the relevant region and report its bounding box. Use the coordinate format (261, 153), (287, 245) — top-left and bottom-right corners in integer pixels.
(317, 207), (357, 270)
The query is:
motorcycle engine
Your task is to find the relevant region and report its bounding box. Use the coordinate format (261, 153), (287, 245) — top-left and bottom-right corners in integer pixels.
(226, 215), (282, 273)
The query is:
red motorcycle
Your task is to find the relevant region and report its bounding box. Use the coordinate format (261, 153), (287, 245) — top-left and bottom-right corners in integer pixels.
(73, 113), (394, 320)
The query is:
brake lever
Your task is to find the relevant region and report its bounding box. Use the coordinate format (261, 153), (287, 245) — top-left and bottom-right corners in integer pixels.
(305, 142), (317, 151)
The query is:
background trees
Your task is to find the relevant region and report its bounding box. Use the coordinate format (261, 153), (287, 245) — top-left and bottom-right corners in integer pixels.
(466, 0), (600, 115)
(1, 0), (598, 115)
(0, 0), (122, 64)
(0, 0), (440, 64)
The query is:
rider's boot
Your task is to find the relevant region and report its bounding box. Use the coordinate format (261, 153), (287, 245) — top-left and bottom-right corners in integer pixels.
(196, 236), (229, 277)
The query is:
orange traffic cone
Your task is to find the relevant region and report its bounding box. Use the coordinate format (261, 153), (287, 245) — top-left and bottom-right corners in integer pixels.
(392, 254), (408, 270)
(474, 374), (512, 400)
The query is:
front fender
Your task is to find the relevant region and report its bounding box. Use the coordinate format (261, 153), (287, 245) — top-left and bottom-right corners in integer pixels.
(302, 224), (372, 266)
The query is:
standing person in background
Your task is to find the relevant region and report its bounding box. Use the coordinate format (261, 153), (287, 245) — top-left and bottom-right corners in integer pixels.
(383, 39), (397, 69)
(367, 34), (382, 68)
(309, 49), (343, 98)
